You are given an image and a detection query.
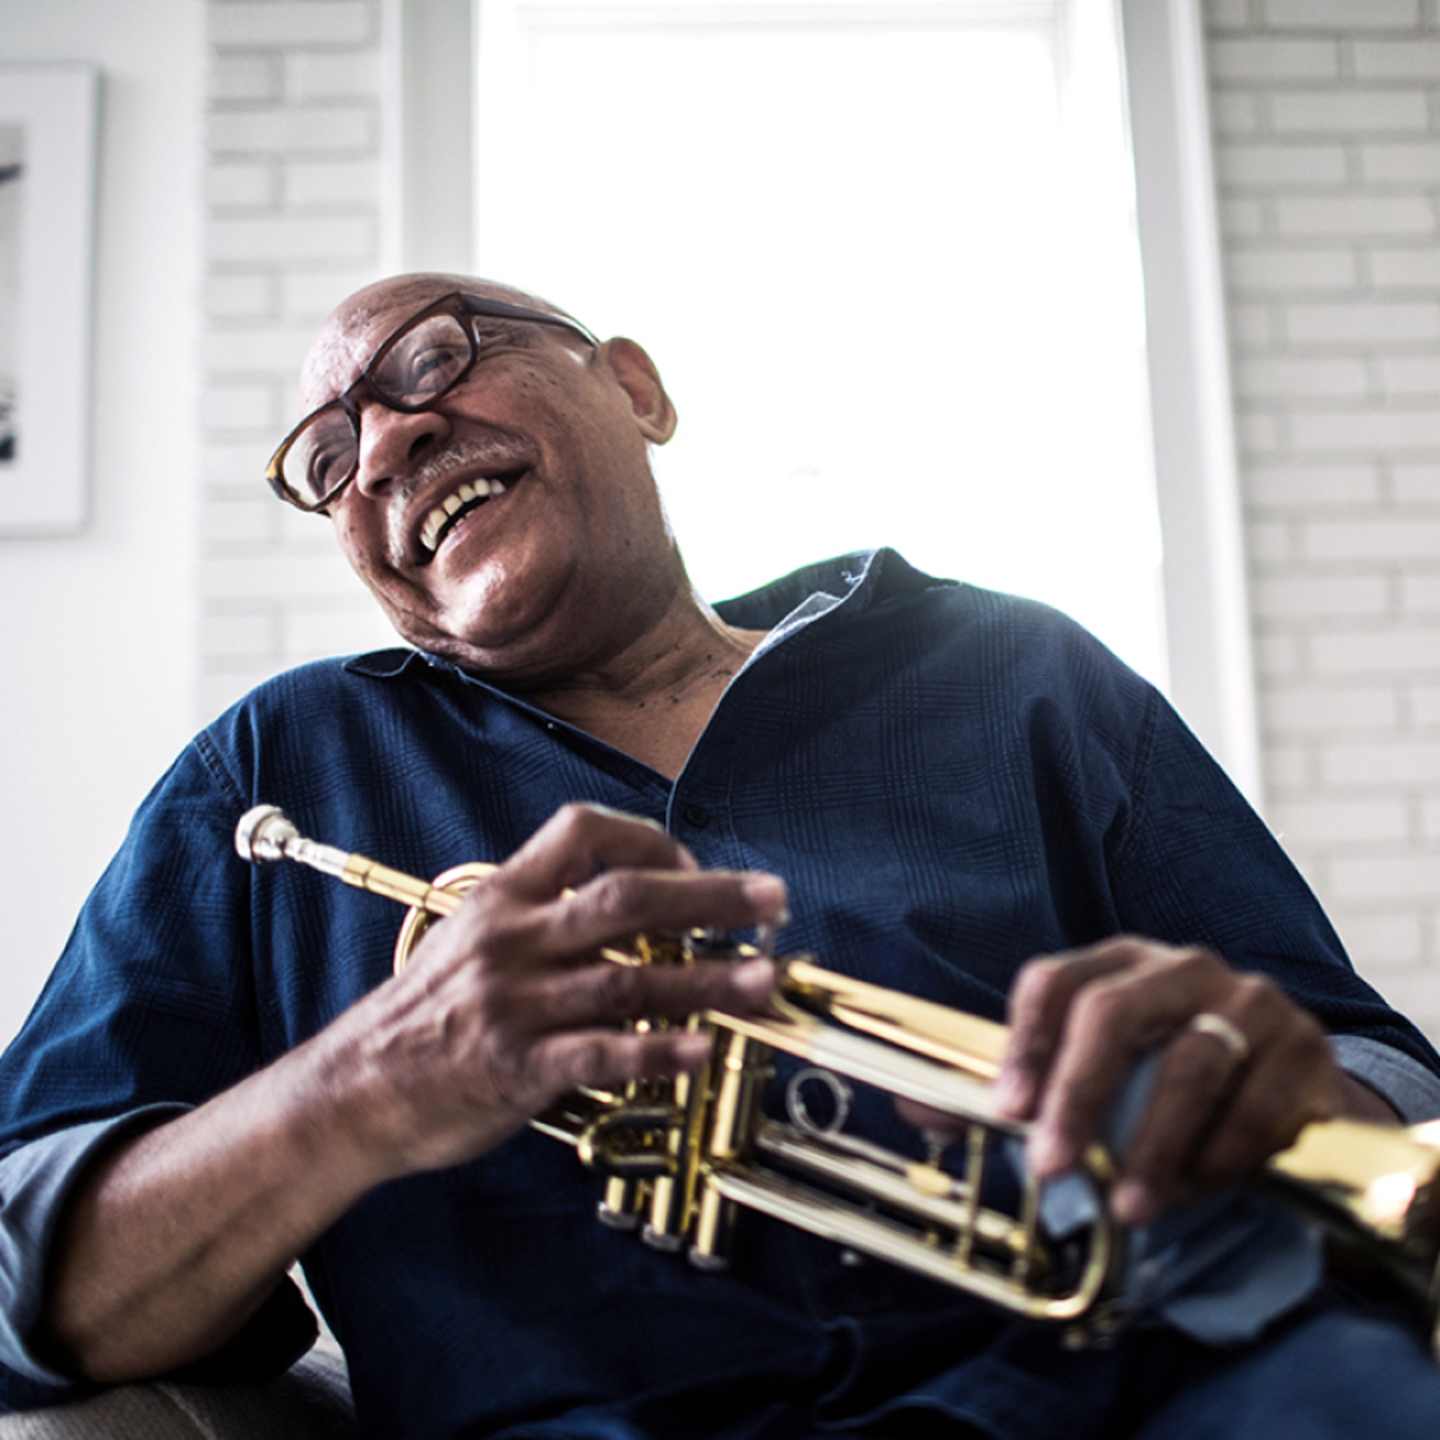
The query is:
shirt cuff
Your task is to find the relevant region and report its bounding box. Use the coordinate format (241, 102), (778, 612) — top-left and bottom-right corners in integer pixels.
(0, 1104), (191, 1387)
(1332, 1034), (1440, 1124)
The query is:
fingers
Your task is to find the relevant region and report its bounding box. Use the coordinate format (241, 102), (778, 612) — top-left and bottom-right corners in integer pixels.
(526, 955), (778, 1035)
(1027, 946), (1227, 1178)
(459, 803), (788, 966)
(997, 944), (1133, 1119)
(1002, 940), (1345, 1229)
(442, 865), (787, 980)
(1117, 973), (1340, 1223)
(491, 976), (776, 1119)
(540, 867), (787, 955)
(357, 803), (792, 1173)
(1189, 1010), (1338, 1183)
(503, 803), (699, 900)
(456, 804), (784, 1107)
(530, 1027), (719, 1095)
(1108, 1010), (1258, 1223)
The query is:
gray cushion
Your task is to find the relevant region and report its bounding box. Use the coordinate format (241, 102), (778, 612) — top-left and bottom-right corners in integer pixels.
(0, 1347), (355, 1440)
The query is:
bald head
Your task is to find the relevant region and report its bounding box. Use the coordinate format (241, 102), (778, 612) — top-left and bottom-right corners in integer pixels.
(334, 272), (568, 330)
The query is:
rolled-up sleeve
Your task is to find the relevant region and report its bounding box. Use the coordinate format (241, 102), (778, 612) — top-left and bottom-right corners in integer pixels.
(0, 1108), (187, 1384)
(0, 738), (317, 1410)
(1333, 1035), (1440, 1124)
(0, 1106), (317, 1406)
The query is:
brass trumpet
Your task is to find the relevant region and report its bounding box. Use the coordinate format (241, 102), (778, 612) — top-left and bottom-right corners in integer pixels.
(235, 805), (1440, 1350)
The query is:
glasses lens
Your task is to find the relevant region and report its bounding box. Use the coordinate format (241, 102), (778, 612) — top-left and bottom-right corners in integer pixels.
(372, 313), (473, 407)
(284, 408), (357, 507)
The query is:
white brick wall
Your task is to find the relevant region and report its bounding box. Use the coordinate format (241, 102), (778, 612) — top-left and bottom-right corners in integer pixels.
(202, 0), (394, 723)
(1206, 0), (1440, 1033)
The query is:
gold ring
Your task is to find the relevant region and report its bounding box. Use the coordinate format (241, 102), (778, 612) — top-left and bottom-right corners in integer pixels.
(1187, 1011), (1251, 1065)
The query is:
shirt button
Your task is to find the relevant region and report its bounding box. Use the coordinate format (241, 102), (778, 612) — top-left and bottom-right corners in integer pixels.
(681, 803), (710, 828)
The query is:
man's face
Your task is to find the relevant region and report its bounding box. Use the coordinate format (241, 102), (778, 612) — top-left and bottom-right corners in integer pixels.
(298, 276), (680, 681)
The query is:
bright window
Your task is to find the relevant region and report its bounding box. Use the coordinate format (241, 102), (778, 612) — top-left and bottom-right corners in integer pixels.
(472, 0), (1165, 685)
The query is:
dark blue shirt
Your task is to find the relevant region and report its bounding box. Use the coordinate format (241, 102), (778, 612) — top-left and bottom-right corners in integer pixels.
(0, 550), (1436, 1439)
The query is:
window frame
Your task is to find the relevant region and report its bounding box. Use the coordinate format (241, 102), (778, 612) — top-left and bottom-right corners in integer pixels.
(381, 0), (1261, 803)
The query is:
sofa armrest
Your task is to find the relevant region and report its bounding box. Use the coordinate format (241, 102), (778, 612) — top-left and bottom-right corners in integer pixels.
(0, 1347), (355, 1439)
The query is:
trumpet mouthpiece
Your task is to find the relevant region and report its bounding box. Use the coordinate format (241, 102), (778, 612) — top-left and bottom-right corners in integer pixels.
(235, 804), (298, 864)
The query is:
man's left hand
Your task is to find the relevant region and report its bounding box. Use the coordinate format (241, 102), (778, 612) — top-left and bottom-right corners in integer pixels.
(990, 937), (1372, 1225)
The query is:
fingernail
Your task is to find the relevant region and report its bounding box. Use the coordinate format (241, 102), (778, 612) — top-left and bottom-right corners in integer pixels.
(677, 845), (700, 872)
(1111, 1180), (1154, 1226)
(742, 875), (788, 915)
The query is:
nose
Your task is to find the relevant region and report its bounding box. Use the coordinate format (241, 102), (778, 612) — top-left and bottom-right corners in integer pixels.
(352, 401), (450, 498)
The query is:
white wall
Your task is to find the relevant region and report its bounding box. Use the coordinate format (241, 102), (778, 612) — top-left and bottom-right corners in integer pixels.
(0, 1), (201, 1044)
(1205, 0), (1440, 1035)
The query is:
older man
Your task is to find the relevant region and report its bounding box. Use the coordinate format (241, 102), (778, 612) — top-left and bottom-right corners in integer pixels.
(1, 273), (1439, 1438)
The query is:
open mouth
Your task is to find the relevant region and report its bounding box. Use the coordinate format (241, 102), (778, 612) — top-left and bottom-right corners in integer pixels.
(417, 467), (529, 561)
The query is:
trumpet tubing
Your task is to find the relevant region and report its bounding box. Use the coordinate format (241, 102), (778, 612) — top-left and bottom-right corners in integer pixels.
(235, 805), (1440, 1349)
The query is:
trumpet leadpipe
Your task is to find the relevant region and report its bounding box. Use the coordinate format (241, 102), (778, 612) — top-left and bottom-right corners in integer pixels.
(236, 804), (473, 918)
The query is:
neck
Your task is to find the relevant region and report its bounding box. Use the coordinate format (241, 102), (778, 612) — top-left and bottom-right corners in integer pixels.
(521, 591), (767, 778)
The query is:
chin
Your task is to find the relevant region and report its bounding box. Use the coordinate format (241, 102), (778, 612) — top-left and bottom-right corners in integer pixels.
(413, 566), (575, 669)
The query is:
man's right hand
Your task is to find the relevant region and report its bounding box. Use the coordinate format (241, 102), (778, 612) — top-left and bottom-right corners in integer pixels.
(324, 803), (786, 1180)
(43, 803), (785, 1382)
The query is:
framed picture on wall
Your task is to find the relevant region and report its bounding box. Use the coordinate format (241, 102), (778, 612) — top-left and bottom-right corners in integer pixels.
(0, 65), (98, 534)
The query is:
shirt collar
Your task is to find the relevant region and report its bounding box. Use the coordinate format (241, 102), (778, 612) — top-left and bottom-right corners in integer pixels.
(343, 648), (425, 680)
(712, 546), (941, 629)
(342, 548), (949, 684)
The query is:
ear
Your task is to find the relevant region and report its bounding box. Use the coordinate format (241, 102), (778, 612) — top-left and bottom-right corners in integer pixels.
(598, 337), (677, 445)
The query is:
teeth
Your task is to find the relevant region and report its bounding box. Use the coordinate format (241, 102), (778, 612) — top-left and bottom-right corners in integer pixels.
(418, 476), (508, 554)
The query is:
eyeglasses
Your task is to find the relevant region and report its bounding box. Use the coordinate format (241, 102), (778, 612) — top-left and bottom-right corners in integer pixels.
(264, 292), (600, 513)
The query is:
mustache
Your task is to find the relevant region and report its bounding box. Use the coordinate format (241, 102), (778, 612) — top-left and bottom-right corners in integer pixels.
(402, 433), (532, 501)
